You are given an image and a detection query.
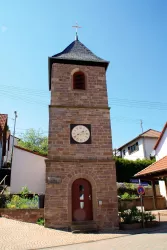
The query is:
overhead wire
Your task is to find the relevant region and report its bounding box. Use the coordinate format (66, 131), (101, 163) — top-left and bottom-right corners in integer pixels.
(108, 97), (167, 110)
(0, 85), (48, 95)
(1, 84), (165, 135)
(1, 84), (167, 110)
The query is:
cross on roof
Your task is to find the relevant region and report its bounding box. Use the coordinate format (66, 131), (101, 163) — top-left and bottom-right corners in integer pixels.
(72, 22), (81, 40)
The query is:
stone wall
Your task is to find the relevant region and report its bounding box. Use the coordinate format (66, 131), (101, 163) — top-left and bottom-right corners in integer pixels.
(45, 161), (118, 230)
(51, 64), (108, 108)
(45, 62), (118, 230)
(144, 186), (160, 196)
(119, 196), (166, 211)
(0, 209), (44, 223)
(48, 107), (112, 160)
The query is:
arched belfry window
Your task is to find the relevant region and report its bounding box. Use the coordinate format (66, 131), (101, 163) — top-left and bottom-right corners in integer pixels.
(73, 71), (85, 90)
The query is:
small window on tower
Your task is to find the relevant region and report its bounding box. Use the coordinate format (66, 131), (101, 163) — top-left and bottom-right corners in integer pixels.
(73, 71), (85, 90)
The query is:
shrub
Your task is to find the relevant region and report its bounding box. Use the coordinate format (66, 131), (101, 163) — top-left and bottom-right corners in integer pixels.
(120, 207), (156, 224)
(144, 212), (156, 222)
(120, 207), (141, 224)
(115, 157), (155, 182)
(20, 186), (31, 198)
(6, 186), (38, 209)
(6, 195), (38, 209)
(37, 217), (45, 226)
(121, 192), (138, 200)
(117, 182), (139, 197)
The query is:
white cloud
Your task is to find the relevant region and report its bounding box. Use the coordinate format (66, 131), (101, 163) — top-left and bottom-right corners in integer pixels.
(1, 25), (7, 32)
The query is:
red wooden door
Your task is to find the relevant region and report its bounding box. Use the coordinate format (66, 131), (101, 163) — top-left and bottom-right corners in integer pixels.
(72, 178), (93, 221)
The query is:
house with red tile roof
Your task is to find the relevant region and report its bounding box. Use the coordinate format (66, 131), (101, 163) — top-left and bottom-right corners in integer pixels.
(135, 122), (167, 209)
(0, 114), (8, 167)
(135, 123), (167, 177)
(118, 129), (161, 161)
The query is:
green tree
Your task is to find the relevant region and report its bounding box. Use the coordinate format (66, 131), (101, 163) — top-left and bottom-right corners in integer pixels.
(18, 129), (48, 156)
(115, 157), (155, 182)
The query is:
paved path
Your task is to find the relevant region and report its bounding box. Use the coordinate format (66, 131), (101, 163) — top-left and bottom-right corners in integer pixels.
(0, 218), (128, 250)
(0, 217), (167, 250)
(47, 228), (167, 250)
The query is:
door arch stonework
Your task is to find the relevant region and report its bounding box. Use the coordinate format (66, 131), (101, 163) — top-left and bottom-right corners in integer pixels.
(67, 174), (97, 223)
(72, 178), (93, 221)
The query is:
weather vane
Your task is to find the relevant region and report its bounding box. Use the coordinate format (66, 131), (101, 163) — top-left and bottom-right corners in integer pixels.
(72, 22), (81, 40)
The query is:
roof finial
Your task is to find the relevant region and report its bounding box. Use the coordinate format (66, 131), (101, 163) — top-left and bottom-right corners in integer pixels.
(72, 22), (81, 41)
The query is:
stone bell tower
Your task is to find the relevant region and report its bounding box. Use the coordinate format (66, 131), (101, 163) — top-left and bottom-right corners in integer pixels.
(44, 35), (118, 231)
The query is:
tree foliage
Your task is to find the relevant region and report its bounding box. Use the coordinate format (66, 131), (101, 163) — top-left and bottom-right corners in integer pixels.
(115, 157), (155, 182)
(18, 129), (48, 156)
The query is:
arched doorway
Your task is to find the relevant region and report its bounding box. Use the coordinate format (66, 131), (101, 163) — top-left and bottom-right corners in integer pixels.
(72, 178), (93, 221)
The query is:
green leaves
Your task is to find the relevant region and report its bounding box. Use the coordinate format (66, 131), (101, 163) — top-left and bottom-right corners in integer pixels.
(115, 157), (155, 182)
(37, 217), (45, 226)
(121, 192), (138, 200)
(6, 195), (38, 209)
(120, 207), (156, 224)
(18, 129), (48, 156)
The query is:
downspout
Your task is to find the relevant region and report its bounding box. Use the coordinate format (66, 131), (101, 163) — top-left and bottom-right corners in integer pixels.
(142, 137), (147, 159)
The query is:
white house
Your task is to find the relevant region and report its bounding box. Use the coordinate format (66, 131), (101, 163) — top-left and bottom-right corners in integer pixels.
(118, 129), (160, 161)
(10, 145), (47, 194)
(154, 122), (167, 204)
(135, 122), (167, 208)
(154, 123), (167, 161)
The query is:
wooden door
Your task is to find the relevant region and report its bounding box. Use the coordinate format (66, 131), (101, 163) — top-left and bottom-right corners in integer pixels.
(72, 178), (93, 221)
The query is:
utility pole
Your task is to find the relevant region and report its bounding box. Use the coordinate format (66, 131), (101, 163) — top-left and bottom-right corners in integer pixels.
(11, 111), (17, 167)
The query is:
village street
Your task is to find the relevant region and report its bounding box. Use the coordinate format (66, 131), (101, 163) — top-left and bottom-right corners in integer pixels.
(46, 228), (167, 250)
(0, 218), (167, 250)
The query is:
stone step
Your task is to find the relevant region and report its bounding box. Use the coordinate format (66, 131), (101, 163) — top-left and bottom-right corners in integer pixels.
(71, 221), (98, 233)
(72, 220), (95, 225)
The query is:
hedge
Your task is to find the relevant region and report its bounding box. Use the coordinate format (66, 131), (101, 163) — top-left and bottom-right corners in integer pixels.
(115, 157), (155, 182)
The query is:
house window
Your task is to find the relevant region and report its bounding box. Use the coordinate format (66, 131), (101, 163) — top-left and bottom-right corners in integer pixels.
(123, 149), (125, 156)
(73, 71), (85, 90)
(128, 142), (139, 154)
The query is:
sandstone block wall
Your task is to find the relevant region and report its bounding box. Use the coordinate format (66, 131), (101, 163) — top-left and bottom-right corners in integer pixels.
(0, 209), (44, 223)
(51, 64), (108, 107)
(45, 63), (118, 230)
(48, 107), (113, 160)
(45, 161), (118, 229)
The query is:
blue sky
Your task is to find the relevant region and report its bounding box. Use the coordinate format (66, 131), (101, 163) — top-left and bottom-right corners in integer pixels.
(0, 0), (167, 148)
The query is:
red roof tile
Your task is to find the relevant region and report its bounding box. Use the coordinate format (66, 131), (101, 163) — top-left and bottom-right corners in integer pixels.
(0, 114), (8, 131)
(118, 129), (160, 150)
(135, 156), (167, 177)
(14, 145), (47, 158)
(154, 122), (167, 150)
(142, 129), (161, 138)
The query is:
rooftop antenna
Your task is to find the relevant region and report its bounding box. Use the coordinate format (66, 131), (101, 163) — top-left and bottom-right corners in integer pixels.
(72, 22), (81, 41)
(140, 119), (143, 133)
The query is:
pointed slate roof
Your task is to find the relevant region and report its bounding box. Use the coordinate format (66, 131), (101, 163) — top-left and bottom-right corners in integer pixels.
(52, 40), (109, 63)
(48, 39), (109, 90)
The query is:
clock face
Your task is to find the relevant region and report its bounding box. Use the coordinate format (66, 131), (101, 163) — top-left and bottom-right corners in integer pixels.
(70, 124), (91, 144)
